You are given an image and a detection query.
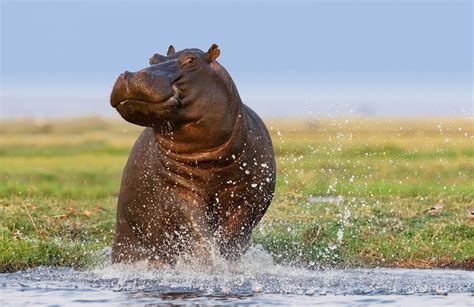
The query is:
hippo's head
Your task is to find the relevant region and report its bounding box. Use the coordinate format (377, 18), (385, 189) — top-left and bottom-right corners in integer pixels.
(111, 44), (239, 131)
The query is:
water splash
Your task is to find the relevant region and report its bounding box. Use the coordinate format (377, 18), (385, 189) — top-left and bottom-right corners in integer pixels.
(2, 245), (473, 305)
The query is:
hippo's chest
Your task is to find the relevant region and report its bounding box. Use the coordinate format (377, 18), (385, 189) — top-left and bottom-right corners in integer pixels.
(123, 128), (274, 208)
(153, 145), (271, 202)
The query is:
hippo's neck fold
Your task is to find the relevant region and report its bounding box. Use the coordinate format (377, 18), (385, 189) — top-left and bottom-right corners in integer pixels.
(153, 105), (248, 165)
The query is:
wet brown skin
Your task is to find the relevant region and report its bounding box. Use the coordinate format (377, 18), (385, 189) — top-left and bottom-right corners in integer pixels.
(110, 44), (276, 265)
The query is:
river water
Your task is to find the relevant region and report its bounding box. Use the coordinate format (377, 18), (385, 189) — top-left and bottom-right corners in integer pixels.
(1, 248), (473, 306)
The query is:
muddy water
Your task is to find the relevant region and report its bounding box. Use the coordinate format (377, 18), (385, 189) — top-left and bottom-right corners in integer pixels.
(1, 248), (473, 306)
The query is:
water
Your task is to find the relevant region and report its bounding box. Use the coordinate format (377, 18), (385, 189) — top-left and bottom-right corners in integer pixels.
(1, 248), (473, 306)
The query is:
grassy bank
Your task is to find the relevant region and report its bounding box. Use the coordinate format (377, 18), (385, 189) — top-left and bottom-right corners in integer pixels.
(1, 116), (473, 272)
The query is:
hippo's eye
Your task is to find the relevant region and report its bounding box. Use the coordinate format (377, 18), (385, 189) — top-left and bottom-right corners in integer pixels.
(183, 57), (195, 66)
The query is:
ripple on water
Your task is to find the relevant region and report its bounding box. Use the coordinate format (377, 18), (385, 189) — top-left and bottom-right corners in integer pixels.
(1, 247), (473, 306)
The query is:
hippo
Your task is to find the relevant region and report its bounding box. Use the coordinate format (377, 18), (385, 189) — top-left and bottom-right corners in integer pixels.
(110, 44), (275, 265)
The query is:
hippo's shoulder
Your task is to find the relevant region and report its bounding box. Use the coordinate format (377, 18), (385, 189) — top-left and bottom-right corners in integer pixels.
(132, 127), (155, 149)
(127, 128), (160, 162)
(243, 104), (270, 136)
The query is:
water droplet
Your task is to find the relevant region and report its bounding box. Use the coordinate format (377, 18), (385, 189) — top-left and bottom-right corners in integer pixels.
(337, 228), (344, 242)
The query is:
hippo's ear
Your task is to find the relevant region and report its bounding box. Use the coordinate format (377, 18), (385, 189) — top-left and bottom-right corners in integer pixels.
(167, 45), (175, 56)
(149, 53), (166, 65)
(206, 44), (220, 62)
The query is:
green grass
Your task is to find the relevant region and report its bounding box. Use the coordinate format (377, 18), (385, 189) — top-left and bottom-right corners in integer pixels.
(1, 116), (473, 272)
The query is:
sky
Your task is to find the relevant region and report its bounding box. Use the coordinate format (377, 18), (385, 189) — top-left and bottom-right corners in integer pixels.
(1, 0), (472, 117)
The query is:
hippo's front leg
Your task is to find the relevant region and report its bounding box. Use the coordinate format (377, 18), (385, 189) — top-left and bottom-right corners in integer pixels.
(215, 208), (255, 258)
(214, 186), (273, 259)
(112, 216), (148, 263)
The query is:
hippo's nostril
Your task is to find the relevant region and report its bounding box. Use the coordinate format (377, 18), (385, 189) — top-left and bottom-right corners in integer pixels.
(123, 71), (133, 80)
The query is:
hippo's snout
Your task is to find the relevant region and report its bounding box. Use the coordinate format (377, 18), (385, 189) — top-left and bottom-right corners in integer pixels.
(110, 69), (175, 108)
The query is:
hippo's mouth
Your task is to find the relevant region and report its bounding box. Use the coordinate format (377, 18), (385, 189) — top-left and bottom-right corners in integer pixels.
(112, 95), (182, 127)
(115, 95), (180, 108)
(112, 85), (182, 109)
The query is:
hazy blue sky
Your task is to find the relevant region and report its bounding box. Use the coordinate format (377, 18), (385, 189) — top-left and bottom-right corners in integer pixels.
(1, 0), (472, 117)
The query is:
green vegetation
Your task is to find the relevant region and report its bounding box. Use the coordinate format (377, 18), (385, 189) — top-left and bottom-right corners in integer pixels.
(1, 116), (473, 272)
